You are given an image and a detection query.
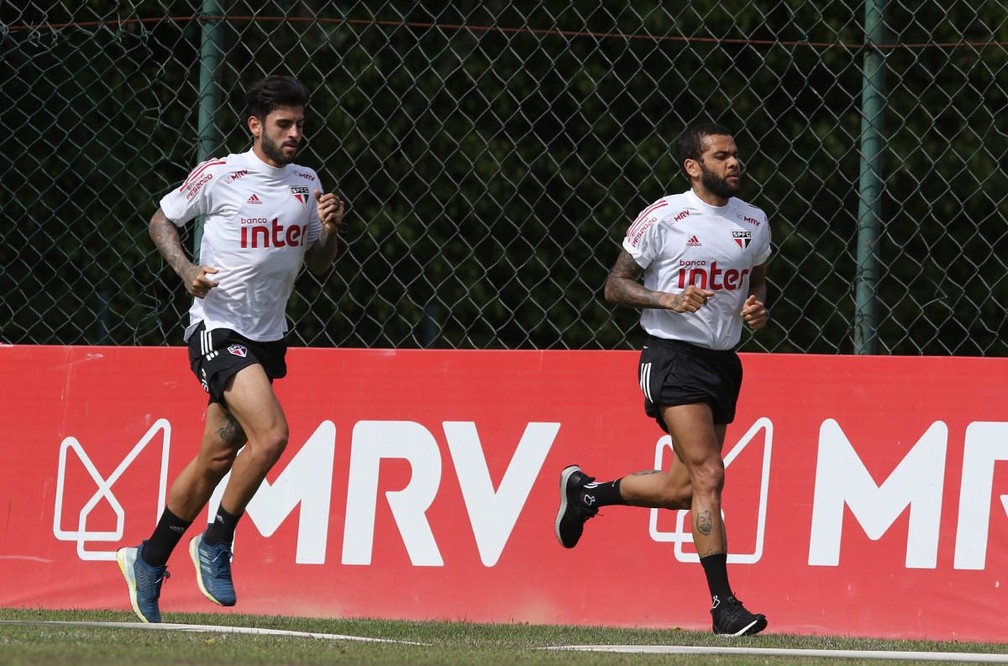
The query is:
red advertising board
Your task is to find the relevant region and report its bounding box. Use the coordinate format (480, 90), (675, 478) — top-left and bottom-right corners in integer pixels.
(1, 345), (1006, 641)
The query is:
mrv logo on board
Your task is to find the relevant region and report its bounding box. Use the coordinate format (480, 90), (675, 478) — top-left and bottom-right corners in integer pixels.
(53, 417), (1008, 571)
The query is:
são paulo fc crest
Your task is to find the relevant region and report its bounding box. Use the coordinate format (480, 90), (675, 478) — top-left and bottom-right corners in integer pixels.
(291, 186), (310, 204)
(228, 344), (248, 358)
(732, 229), (752, 250)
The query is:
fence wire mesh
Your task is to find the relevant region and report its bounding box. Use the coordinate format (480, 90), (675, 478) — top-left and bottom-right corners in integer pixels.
(2, 1), (1006, 354)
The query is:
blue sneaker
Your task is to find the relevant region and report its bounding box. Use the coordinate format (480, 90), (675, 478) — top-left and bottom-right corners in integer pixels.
(116, 542), (169, 623)
(190, 534), (236, 606)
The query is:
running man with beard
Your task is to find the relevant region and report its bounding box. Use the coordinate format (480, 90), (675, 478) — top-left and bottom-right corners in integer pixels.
(555, 121), (771, 636)
(117, 75), (345, 623)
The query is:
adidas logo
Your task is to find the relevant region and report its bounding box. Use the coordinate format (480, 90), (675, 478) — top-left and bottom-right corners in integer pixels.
(247, 194), (262, 204)
(686, 235), (702, 246)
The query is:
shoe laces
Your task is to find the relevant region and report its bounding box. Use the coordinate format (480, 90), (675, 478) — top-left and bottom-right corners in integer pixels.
(207, 542), (234, 578)
(716, 595), (752, 619)
(137, 556), (169, 583)
(152, 569), (170, 597)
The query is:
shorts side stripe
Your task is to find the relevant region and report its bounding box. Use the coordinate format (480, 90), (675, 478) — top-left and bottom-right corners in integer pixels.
(640, 362), (652, 403)
(202, 328), (217, 360)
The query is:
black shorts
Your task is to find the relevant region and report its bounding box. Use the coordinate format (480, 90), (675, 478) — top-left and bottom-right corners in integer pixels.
(187, 322), (288, 405)
(637, 335), (743, 430)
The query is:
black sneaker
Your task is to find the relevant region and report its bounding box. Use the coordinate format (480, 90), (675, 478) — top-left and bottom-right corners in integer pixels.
(554, 465), (598, 548)
(711, 595), (767, 636)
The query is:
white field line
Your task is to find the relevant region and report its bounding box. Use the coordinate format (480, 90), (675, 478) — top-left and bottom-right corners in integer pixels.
(0, 620), (428, 645)
(6, 620), (1007, 661)
(550, 644), (1008, 662)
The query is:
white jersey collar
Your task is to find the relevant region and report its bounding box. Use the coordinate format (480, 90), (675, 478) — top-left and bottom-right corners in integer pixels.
(244, 148), (293, 176)
(688, 187), (731, 211)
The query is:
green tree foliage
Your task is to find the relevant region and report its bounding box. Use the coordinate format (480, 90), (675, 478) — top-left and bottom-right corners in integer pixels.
(1, 0), (1005, 354)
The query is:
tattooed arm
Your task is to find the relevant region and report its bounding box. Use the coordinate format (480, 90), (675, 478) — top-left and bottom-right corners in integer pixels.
(149, 208), (219, 299)
(603, 249), (713, 313)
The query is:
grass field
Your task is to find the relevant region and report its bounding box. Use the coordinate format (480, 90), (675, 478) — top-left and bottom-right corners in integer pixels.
(1, 608), (1007, 665)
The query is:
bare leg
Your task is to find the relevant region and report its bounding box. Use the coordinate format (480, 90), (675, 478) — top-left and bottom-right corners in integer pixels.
(618, 463), (692, 510)
(604, 414), (727, 519)
(166, 363), (286, 519)
(214, 364), (289, 514)
(167, 403), (245, 521)
(659, 403), (728, 556)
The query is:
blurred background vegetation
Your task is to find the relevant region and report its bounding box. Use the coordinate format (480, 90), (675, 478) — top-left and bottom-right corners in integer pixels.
(1, 1), (1005, 354)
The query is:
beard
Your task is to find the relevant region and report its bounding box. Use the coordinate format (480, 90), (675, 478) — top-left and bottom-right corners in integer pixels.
(700, 163), (741, 199)
(261, 133), (299, 165)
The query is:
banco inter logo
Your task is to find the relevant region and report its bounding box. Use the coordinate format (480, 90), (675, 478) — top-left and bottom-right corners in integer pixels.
(53, 420), (170, 561)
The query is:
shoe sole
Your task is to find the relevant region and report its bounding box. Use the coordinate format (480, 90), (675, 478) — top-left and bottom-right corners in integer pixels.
(116, 548), (153, 624)
(189, 536), (236, 607)
(716, 615), (768, 636)
(554, 464), (582, 548)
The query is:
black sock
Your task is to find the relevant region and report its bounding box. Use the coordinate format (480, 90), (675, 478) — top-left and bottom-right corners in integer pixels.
(204, 505), (242, 546)
(700, 552), (733, 605)
(142, 508), (193, 567)
(583, 478), (627, 507)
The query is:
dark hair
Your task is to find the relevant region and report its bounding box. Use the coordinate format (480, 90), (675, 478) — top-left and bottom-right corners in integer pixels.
(245, 75), (309, 120)
(676, 121), (734, 181)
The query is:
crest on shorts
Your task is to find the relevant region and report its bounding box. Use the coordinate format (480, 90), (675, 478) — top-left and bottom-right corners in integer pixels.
(732, 229), (752, 250)
(228, 344), (248, 358)
(291, 186), (310, 205)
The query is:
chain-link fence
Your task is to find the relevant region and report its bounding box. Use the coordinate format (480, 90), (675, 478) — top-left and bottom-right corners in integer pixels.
(2, 1), (1006, 354)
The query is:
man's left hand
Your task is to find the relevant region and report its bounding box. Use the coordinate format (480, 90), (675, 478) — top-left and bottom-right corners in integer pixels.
(741, 294), (769, 331)
(315, 190), (345, 232)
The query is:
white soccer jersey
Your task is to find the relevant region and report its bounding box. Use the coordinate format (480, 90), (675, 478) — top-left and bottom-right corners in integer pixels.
(159, 149), (323, 342)
(622, 188), (771, 350)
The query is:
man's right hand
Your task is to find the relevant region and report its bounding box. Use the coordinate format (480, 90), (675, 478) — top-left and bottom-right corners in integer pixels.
(184, 265), (219, 299)
(660, 285), (715, 313)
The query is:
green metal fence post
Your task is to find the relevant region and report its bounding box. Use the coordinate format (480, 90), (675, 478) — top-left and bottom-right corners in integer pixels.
(194, 0), (224, 260)
(854, 0), (887, 354)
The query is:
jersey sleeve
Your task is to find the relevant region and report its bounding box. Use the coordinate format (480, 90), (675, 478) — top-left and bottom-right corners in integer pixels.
(753, 210), (772, 266)
(158, 159), (223, 226)
(304, 171), (323, 246)
(621, 204), (666, 269)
